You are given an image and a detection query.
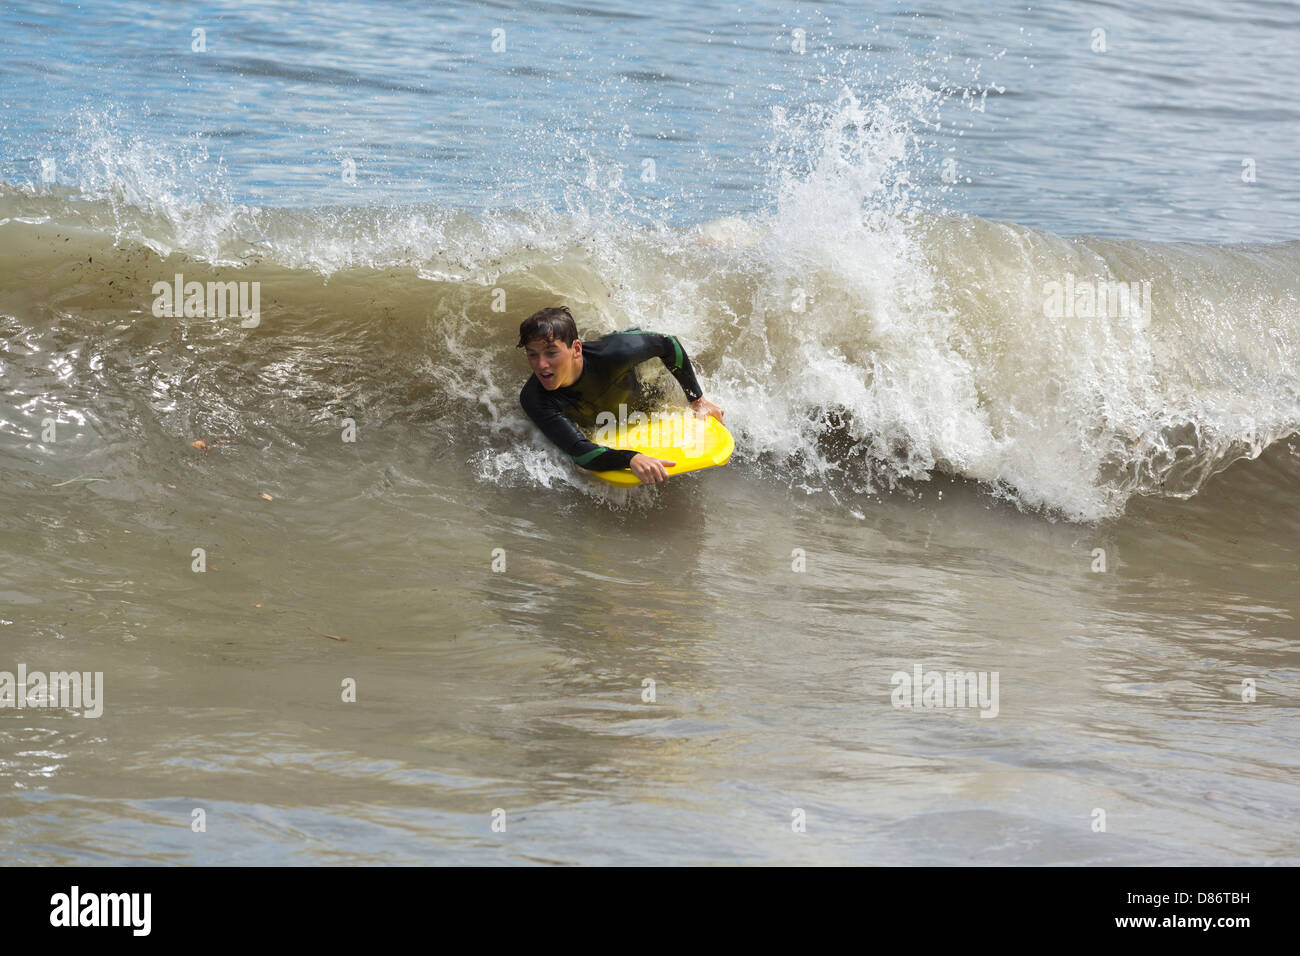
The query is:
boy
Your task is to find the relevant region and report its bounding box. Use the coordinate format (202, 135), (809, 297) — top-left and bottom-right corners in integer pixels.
(518, 306), (725, 484)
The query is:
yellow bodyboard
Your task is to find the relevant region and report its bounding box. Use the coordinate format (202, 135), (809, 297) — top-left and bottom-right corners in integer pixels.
(592, 413), (734, 487)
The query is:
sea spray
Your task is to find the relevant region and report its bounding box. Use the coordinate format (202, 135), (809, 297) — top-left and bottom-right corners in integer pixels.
(2, 84), (1295, 520)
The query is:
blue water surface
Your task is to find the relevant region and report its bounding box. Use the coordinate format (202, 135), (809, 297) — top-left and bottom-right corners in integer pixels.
(1, 0), (1297, 241)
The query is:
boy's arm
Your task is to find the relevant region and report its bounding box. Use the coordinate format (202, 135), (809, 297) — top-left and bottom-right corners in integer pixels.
(604, 329), (705, 402)
(519, 384), (638, 471)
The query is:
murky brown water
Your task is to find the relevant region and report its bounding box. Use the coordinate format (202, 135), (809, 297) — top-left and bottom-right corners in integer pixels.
(3, 427), (1296, 863)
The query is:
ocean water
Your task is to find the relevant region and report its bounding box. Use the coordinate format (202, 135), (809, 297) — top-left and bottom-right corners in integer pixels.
(1, 0), (1297, 865)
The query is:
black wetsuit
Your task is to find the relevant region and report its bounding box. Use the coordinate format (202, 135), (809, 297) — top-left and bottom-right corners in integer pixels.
(519, 328), (705, 471)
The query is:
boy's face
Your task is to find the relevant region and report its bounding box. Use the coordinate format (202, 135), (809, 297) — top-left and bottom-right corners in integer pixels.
(524, 336), (582, 389)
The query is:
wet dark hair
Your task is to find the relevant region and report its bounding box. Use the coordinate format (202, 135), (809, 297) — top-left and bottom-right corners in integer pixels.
(518, 306), (579, 349)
